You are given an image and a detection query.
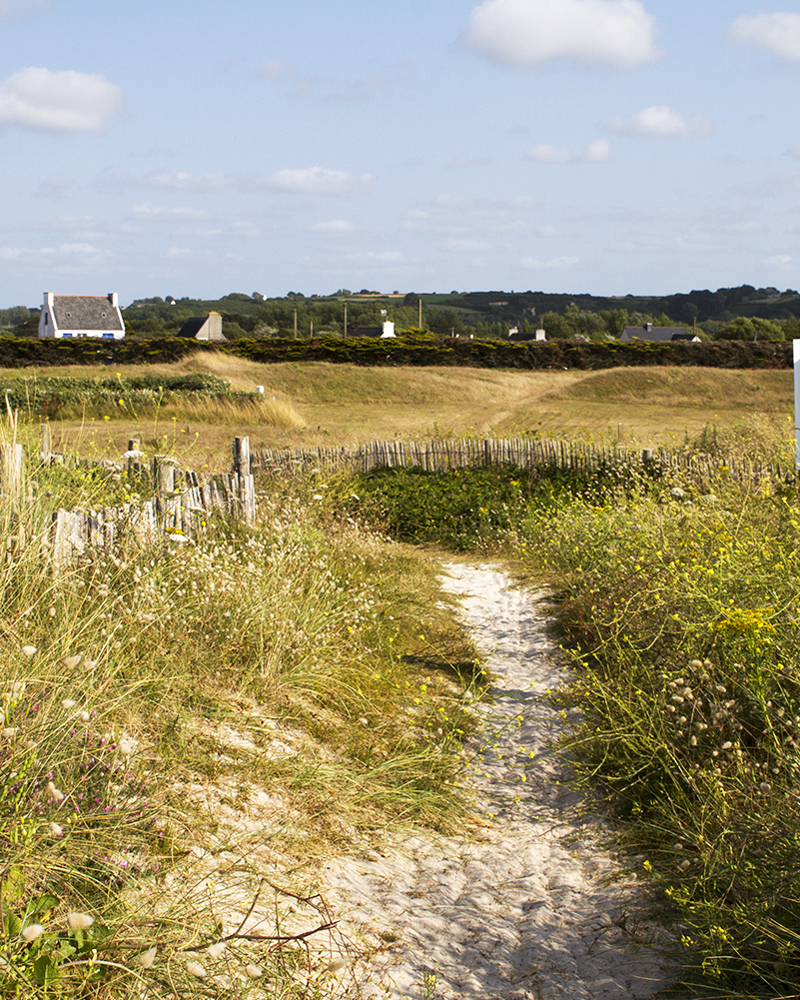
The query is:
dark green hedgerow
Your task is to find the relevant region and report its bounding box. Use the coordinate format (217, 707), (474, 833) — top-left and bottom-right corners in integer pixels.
(0, 335), (791, 371)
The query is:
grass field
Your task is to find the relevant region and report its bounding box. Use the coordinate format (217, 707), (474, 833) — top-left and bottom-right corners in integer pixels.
(5, 355), (793, 470)
(0, 358), (797, 996)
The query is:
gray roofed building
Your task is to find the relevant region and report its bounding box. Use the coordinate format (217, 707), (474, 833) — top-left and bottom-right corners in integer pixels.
(39, 292), (125, 340)
(621, 322), (699, 343)
(177, 311), (225, 341)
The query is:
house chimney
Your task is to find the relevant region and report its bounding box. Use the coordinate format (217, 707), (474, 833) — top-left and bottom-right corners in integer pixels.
(109, 292), (118, 307)
(645, 322), (653, 332)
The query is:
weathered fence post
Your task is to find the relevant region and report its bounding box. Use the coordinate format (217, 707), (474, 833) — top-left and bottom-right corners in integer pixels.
(1, 443), (24, 503)
(232, 437), (256, 524)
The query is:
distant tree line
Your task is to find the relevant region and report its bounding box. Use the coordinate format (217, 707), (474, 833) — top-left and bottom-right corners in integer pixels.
(5, 285), (800, 343)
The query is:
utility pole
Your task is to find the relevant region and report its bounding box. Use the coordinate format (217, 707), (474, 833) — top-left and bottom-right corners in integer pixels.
(343, 302), (348, 339)
(418, 298), (422, 330)
(293, 309), (297, 340)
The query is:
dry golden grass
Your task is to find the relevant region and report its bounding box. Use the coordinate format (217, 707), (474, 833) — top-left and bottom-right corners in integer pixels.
(6, 355), (793, 469)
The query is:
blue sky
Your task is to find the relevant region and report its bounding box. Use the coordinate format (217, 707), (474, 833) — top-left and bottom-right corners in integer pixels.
(3, 0), (800, 306)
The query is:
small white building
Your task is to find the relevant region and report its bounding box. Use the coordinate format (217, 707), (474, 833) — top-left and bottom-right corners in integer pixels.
(39, 292), (125, 340)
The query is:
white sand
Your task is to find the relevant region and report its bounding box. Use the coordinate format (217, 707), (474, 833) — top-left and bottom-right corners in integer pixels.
(322, 563), (679, 999)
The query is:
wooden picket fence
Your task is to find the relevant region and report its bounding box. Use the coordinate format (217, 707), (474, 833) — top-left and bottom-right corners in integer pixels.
(0, 430), (794, 567)
(0, 432), (257, 566)
(252, 435), (794, 489)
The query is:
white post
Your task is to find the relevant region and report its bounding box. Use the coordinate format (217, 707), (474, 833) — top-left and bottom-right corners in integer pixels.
(795, 340), (800, 469)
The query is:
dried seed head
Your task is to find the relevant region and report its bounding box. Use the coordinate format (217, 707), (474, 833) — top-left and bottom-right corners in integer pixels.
(186, 961), (207, 978)
(67, 912), (94, 930)
(760, 782), (772, 794)
(61, 699), (76, 710)
(21, 646), (37, 658)
(245, 963), (263, 979)
(21, 924), (44, 942)
(206, 942), (226, 959)
(47, 781), (64, 802)
(138, 946), (157, 969)
(63, 656), (82, 670)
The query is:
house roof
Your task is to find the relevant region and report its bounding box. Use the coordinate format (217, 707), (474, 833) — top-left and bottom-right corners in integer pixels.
(177, 317), (208, 338)
(51, 295), (124, 332)
(622, 325), (693, 342)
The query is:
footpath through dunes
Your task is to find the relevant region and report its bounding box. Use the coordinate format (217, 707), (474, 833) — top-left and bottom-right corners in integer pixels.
(323, 564), (680, 999)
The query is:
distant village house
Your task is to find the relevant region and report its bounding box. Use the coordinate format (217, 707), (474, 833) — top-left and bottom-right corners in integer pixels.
(508, 327), (546, 342)
(348, 320), (396, 339)
(38, 292), (125, 340)
(621, 322), (699, 343)
(177, 311), (226, 341)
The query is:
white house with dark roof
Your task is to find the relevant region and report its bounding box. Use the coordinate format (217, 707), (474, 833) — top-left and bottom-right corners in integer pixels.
(38, 293), (125, 340)
(621, 322), (699, 343)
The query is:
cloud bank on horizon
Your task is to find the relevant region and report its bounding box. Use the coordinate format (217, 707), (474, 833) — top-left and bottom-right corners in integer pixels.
(1, 1), (800, 303)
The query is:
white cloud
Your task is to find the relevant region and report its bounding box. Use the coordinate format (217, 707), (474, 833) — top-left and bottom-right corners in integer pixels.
(766, 254), (793, 269)
(346, 250), (404, 264)
(309, 219), (354, 233)
(445, 238), (492, 251)
(403, 196), (537, 235)
(447, 155), (491, 168)
(610, 105), (712, 137)
(58, 242), (100, 255)
(257, 60), (295, 79)
(141, 171), (235, 192)
(0, 0), (48, 19)
(130, 202), (208, 220)
(522, 255), (580, 269)
(264, 167), (372, 196)
(729, 12), (800, 61)
(525, 138), (610, 162)
(463, 0), (658, 70)
(0, 67), (123, 132)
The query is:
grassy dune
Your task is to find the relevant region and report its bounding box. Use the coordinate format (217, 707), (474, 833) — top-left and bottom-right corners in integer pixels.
(3, 355), (793, 470)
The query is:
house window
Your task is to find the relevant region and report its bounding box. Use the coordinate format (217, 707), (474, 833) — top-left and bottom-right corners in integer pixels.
(44, 313), (48, 325)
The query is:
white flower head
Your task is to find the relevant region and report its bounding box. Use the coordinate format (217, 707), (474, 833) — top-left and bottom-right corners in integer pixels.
(63, 656), (82, 670)
(21, 924), (44, 942)
(138, 946), (157, 968)
(47, 781), (65, 802)
(245, 963), (263, 979)
(186, 961), (207, 978)
(21, 646), (37, 658)
(206, 942), (226, 959)
(67, 911), (94, 930)
(61, 699), (77, 710)
(79, 710), (90, 724)
(49, 822), (63, 836)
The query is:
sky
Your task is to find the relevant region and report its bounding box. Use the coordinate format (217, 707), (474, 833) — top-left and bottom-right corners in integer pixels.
(3, 0), (800, 307)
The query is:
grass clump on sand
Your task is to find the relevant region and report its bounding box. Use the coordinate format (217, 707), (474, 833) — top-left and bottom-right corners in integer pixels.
(0, 421), (482, 997)
(516, 460), (800, 997)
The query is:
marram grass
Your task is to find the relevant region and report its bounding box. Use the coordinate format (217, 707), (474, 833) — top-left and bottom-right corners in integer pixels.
(0, 426), (482, 997)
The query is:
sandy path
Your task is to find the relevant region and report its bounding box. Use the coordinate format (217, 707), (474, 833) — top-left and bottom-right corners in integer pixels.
(323, 563), (677, 999)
